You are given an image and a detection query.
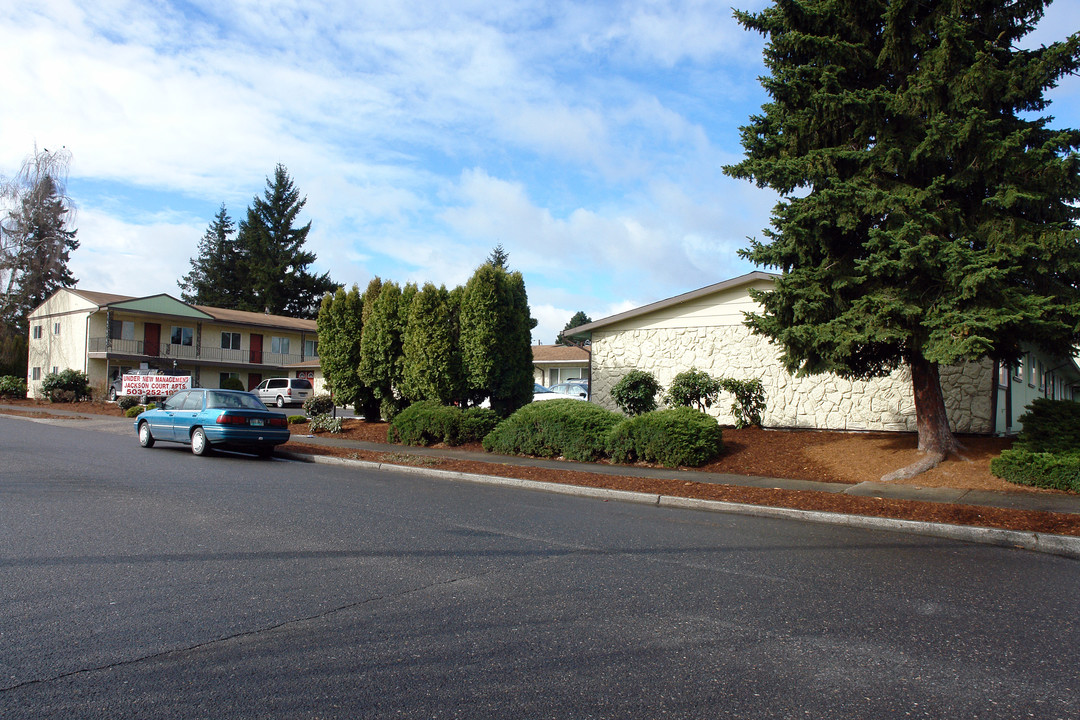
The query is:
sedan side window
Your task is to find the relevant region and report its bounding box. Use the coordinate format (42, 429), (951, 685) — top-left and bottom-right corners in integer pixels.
(181, 392), (204, 411)
(163, 391), (187, 411)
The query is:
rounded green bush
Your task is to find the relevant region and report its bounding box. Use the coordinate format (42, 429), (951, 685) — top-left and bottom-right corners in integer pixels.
(303, 393), (335, 416)
(607, 407), (724, 468)
(460, 406), (499, 443)
(611, 369), (661, 416)
(117, 395), (141, 412)
(125, 405), (146, 418)
(219, 376), (246, 392)
(387, 400), (463, 446)
(0, 375), (26, 398)
(482, 398), (623, 462)
(287, 414), (307, 424)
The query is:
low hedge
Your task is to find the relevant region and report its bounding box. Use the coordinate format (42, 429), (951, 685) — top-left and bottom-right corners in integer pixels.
(607, 407), (724, 468)
(460, 406), (499, 443)
(287, 414), (307, 424)
(388, 401), (464, 446)
(482, 399), (623, 462)
(0, 375), (26, 398)
(990, 449), (1080, 493)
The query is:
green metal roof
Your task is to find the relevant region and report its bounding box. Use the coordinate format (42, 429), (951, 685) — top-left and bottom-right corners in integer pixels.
(106, 294), (213, 320)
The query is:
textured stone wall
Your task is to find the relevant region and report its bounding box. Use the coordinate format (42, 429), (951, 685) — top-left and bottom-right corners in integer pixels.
(591, 325), (994, 433)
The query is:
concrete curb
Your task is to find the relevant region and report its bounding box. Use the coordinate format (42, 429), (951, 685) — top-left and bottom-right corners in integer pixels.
(279, 450), (1080, 560)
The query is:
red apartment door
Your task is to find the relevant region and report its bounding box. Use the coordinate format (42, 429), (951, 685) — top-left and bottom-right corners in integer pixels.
(144, 323), (160, 356)
(249, 334), (263, 364)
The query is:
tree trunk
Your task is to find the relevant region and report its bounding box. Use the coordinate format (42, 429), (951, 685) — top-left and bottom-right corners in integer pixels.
(880, 355), (960, 482)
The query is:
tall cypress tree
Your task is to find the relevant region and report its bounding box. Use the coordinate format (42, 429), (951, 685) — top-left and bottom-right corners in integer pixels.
(724, 0), (1080, 477)
(178, 204), (239, 307)
(401, 283), (463, 404)
(233, 164), (338, 318)
(460, 261), (537, 416)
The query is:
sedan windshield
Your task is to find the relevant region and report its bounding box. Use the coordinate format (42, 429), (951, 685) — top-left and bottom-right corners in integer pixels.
(207, 392), (268, 411)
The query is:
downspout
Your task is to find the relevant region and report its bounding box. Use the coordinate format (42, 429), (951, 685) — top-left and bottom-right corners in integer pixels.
(1005, 366), (1013, 435)
(989, 359), (999, 435)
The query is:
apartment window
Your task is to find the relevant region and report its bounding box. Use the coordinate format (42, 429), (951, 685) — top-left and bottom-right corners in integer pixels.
(52, 366), (59, 375)
(271, 336), (290, 354)
(170, 326), (194, 346)
(32, 325), (43, 339)
(52, 322), (60, 335)
(1027, 354), (1035, 386)
(109, 320), (135, 340)
(304, 339), (318, 357)
(1038, 360), (1046, 392)
(997, 362), (1009, 388)
(1013, 357), (1023, 382)
(32, 367), (41, 381)
(219, 372), (239, 386)
(221, 332), (241, 350)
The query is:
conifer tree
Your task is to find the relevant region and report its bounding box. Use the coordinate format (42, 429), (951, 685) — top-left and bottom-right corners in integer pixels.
(316, 284), (379, 417)
(358, 280), (417, 418)
(460, 262), (536, 416)
(725, 0), (1080, 478)
(1, 147), (78, 342)
(557, 310), (593, 346)
(401, 282), (463, 404)
(178, 204), (239, 307)
(233, 164), (338, 317)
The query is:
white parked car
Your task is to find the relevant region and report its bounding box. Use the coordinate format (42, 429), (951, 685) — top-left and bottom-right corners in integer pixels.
(253, 377), (313, 408)
(532, 383), (585, 402)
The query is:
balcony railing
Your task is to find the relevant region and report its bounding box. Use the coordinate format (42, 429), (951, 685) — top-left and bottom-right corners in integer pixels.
(89, 337), (309, 367)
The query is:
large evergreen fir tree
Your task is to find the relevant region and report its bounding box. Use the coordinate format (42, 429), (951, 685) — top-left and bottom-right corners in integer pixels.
(724, 0), (1080, 478)
(233, 164), (338, 318)
(178, 204), (239, 307)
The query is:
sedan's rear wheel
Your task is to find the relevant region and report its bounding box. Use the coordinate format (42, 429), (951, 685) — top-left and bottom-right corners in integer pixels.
(138, 422), (155, 448)
(191, 427), (211, 456)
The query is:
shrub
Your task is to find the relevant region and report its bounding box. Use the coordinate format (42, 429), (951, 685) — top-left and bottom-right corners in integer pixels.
(387, 400), (463, 446)
(460, 406), (499, 443)
(611, 370), (661, 416)
(718, 377), (766, 428)
(309, 413), (343, 433)
(1012, 398), (1080, 454)
(125, 405), (146, 418)
(287, 414), (307, 424)
(303, 393), (336, 416)
(662, 368), (720, 412)
(482, 399), (623, 462)
(41, 369), (91, 402)
(991, 449), (1080, 493)
(0, 375), (26, 398)
(117, 395), (141, 412)
(220, 376), (246, 391)
(607, 407), (724, 468)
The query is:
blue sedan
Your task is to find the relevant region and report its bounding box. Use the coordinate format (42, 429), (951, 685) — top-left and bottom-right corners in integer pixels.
(134, 388), (290, 457)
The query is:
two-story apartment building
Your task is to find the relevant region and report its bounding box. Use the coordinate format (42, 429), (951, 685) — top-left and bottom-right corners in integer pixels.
(26, 289), (322, 398)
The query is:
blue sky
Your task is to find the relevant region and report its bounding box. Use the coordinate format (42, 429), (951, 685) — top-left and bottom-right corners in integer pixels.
(2, 1), (1078, 345)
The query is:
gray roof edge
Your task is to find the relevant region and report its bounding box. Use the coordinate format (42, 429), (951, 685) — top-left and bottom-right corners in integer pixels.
(568, 271), (778, 337)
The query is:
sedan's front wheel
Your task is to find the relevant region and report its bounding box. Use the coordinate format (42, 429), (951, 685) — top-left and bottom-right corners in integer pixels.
(191, 427), (211, 456)
(138, 422), (155, 448)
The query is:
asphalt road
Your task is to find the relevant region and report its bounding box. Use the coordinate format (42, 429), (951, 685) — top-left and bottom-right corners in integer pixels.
(1, 415), (1078, 719)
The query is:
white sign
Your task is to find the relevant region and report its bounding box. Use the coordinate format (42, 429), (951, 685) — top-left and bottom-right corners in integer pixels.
(121, 374), (191, 397)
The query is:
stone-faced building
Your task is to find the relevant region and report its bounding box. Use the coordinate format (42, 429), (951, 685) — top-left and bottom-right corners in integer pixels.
(568, 272), (1079, 434)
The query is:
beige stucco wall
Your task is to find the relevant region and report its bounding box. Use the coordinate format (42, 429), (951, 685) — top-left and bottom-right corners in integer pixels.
(26, 291), (97, 397)
(588, 281), (995, 433)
